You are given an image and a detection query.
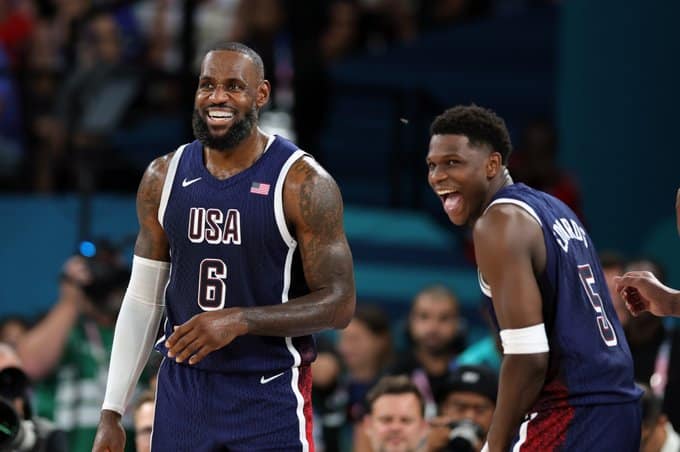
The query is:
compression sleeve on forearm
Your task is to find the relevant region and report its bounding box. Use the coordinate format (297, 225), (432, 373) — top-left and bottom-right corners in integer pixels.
(102, 255), (170, 415)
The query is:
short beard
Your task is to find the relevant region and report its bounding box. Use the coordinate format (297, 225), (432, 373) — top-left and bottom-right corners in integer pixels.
(192, 107), (258, 151)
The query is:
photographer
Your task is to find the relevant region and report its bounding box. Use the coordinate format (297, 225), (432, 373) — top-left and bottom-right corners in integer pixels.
(0, 342), (67, 452)
(428, 365), (498, 452)
(14, 245), (138, 452)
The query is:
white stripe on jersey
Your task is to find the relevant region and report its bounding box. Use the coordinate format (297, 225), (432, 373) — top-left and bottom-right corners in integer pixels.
(513, 412), (538, 451)
(484, 198), (543, 226)
(158, 144), (188, 227)
(274, 147), (312, 452)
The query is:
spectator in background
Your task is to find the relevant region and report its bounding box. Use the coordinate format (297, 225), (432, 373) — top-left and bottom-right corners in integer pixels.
(509, 118), (584, 220)
(33, 10), (141, 192)
(639, 383), (680, 452)
(337, 304), (394, 450)
(133, 391), (155, 452)
(0, 46), (24, 188)
(14, 249), (146, 452)
(391, 285), (466, 418)
(362, 375), (430, 452)
(428, 365), (498, 452)
(0, 342), (68, 452)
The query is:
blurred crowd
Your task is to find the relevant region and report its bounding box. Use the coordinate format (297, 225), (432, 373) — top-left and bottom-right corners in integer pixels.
(0, 0), (558, 194)
(1, 243), (678, 451)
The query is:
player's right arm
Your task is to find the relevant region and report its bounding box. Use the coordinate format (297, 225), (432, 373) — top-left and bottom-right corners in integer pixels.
(473, 204), (549, 452)
(92, 155), (172, 452)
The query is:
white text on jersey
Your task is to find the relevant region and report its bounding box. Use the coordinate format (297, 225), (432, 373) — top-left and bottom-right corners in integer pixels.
(552, 217), (588, 253)
(188, 207), (241, 245)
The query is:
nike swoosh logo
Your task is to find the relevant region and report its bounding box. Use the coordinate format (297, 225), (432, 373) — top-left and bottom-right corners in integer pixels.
(260, 372), (285, 384)
(182, 177), (202, 187)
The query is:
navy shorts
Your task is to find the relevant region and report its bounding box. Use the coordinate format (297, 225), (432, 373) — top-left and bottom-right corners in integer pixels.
(511, 401), (641, 451)
(150, 359), (314, 451)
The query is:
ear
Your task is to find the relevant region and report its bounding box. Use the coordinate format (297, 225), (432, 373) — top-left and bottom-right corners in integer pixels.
(256, 80), (271, 109)
(486, 152), (503, 179)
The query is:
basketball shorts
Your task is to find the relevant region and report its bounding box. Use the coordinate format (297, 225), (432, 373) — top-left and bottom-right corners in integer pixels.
(150, 359), (314, 451)
(511, 400), (641, 451)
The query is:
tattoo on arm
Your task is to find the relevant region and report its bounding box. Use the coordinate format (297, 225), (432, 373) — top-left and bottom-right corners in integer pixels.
(134, 154), (171, 261)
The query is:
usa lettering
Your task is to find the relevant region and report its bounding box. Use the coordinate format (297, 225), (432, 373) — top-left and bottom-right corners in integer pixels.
(552, 217), (587, 253)
(188, 207), (241, 244)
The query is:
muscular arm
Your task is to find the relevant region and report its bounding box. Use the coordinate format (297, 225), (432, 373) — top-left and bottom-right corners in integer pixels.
(166, 156), (356, 365)
(242, 156), (356, 335)
(473, 205), (549, 451)
(133, 154), (172, 261)
(94, 154), (172, 451)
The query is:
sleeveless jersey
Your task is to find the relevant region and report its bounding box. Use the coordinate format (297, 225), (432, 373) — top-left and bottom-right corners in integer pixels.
(478, 183), (641, 410)
(155, 135), (316, 373)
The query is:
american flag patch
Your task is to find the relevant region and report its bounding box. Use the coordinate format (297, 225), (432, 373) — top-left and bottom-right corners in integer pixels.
(250, 182), (270, 195)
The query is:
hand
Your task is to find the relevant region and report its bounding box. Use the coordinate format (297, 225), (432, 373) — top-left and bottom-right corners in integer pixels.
(614, 271), (680, 317)
(92, 410), (125, 452)
(165, 308), (248, 365)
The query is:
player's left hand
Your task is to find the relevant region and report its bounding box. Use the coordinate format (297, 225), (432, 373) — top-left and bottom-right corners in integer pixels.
(165, 308), (248, 365)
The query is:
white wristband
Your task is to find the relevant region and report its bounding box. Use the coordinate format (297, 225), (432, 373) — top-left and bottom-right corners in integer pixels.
(102, 256), (170, 415)
(500, 323), (549, 354)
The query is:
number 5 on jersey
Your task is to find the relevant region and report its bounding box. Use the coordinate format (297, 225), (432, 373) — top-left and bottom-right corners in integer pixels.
(578, 264), (617, 347)
(199, 258), (227, 310)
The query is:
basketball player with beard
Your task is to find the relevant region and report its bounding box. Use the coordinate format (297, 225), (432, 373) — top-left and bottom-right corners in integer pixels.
(92, 42), (356, 452)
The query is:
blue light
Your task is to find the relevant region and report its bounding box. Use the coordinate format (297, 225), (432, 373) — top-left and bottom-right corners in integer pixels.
(79, 241), (97, 257)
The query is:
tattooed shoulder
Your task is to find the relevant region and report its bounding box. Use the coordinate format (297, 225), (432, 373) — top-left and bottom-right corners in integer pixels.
(286, 156), (343, 236)
(137, 152), (173, 217)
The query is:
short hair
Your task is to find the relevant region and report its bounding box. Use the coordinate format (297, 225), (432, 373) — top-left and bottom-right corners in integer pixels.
(430, 105), (513, 164)
(205, 42), (265, 81)
(134, 390), (155, 416)
(366, 375), (425, 417)
(413, 284), (459, 312)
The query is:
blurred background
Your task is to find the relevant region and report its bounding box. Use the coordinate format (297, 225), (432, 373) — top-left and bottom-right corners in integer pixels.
(1, 0), (678, 328)
(1, 0), (679, 451)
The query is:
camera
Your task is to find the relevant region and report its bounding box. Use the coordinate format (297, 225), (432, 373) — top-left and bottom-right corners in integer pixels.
(61, 239), (130, 312)
(0, 368), (37, 452)
(445, 419), (484, 452)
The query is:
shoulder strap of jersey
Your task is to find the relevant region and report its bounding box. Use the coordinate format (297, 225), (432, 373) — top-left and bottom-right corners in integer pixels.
(158, 143), (189, 226)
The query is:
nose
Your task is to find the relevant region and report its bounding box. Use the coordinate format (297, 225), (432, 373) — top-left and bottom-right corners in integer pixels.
(209, 84), (230, 102)
(429, 164), (447, 183)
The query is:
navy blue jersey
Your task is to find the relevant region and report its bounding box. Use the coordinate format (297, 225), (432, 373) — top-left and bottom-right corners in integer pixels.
(478, 184), (641, 410)
(154, 135), (316, 373)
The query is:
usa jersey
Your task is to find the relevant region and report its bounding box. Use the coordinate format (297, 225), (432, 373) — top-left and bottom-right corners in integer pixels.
(478, 183), (641, 410)
(154, 135), (316, 373)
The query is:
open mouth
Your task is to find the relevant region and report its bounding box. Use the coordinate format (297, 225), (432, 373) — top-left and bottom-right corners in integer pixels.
(436, 188), (463, 214)
(206, 109), (235, 123)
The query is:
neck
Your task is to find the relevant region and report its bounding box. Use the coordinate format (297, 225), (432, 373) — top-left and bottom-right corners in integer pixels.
(204, 129), (267, 179)
(470, 167), (513, 227)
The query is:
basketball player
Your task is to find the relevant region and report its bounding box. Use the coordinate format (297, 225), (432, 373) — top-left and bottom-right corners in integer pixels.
(615, 188), (680, 318)
(92, 42), (356, 451)
(426, 105), (641, 451)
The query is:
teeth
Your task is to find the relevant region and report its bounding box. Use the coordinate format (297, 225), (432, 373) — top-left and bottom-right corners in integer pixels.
(436, 189), (455, 196)
(207, 111), (234, 119)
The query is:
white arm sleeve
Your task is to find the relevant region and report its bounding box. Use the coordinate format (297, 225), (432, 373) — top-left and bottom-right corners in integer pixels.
(102, 255), (170, 415)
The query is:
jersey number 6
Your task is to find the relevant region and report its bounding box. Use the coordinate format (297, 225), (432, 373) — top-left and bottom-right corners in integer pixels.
(198, 258), (227, 310)
(577, 264), (618, 347)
